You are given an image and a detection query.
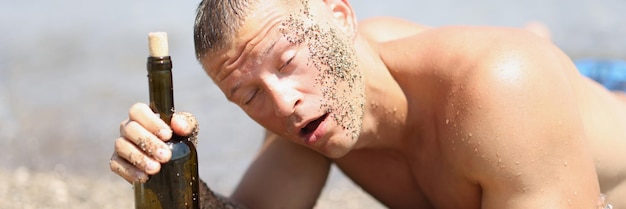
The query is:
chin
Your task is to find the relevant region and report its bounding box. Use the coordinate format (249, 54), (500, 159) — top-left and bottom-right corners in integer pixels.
(322, 149), (350, 159)
(316, 134), (358, 159)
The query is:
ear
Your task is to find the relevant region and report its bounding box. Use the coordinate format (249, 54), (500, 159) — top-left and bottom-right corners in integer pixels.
(323, 0), (358, 39)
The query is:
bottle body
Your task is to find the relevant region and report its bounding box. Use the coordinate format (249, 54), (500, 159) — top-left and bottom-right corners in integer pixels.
(134, 56), (200, 209)
(134, 137), (199, 209)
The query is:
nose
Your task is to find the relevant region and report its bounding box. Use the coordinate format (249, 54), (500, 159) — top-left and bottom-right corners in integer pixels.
(267, 80), (301, 117)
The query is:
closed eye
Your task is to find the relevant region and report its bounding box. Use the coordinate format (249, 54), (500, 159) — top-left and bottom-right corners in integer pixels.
(243, 89), (259, 105)
(278, 54), (295, 72)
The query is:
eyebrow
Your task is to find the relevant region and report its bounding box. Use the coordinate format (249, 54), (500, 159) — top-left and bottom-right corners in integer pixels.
(229, 80), (242, 101)
(228, 37), (281, 100)
(262, 37), (281, 57)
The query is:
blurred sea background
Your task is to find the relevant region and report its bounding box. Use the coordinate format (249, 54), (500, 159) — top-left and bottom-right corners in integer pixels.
(0, 0), (624, 208)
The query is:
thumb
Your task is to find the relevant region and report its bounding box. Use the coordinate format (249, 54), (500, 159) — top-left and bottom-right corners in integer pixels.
(171, 112), (199, 145)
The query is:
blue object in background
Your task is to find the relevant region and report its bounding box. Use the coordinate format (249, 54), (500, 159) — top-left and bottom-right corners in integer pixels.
(575, 59), (626, 92)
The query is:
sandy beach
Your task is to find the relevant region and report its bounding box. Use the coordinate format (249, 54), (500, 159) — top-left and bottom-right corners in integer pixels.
(0, 166), (382, 209)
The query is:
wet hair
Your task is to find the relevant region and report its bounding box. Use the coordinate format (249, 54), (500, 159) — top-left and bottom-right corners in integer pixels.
(193, 0), (253, 60)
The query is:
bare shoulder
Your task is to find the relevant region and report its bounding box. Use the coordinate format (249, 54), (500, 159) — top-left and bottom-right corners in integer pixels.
(448, 29), (599, 206)
(377, 25), (602, 206)
(379, 26), (583, 103)
(379, 26), (571, 75)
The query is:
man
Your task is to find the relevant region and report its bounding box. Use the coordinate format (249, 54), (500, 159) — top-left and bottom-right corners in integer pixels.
(110, 0), (626, 208)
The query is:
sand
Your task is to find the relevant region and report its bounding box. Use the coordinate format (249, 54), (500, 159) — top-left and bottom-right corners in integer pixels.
(0, 167), (133, 209)
(0, 166), (383, 209)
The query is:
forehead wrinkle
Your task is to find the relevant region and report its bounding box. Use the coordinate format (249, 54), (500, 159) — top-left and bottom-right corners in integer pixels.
(215, 16), (283, 83)
(215, 44), (246, 82)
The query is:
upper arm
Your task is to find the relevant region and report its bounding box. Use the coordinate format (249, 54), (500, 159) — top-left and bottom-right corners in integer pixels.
(230, 130), (331, 209)
(452, 38), (601, 208)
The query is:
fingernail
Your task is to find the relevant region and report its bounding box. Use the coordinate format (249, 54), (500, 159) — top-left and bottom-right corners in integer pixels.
(176, 117), (189, 132)
(158, 128), (172, 139)
(156, 148), (171, 162)
(147, 161), (159, 172)
(135, 171), (147, 183)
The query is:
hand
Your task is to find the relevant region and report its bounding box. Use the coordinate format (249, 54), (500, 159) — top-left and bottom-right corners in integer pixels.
(109, 103), (198, 183)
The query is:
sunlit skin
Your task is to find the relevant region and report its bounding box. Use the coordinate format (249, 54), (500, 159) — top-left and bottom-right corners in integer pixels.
(111, 0), (626, 208)
(201, 0), (367, 158)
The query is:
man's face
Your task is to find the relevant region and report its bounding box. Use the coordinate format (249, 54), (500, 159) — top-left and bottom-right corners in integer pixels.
(200, 0), (364, 158)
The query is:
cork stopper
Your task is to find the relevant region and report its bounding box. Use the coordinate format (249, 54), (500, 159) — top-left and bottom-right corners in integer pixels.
(148, 32), (169, 57)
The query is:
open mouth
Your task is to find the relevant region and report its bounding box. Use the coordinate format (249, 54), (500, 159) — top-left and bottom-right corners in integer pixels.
(299, 113), (329, 137)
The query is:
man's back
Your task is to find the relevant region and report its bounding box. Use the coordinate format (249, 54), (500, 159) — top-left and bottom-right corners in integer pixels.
(348, 21), (626, 207)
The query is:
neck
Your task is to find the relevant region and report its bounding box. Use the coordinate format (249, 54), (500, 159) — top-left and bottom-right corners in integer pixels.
(352, 35), (412, 151)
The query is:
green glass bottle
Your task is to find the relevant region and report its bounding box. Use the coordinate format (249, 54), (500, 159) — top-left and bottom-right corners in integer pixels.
(134, 32), (200, 209)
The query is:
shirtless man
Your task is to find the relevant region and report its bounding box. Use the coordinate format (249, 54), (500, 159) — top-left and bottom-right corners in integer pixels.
(110, 0), (626, 208)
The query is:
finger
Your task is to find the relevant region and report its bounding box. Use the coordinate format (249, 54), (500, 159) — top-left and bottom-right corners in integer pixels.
(171, 112), (198, 136)
(119, 121), (172, 163)
(129, 103), (172, 140)
(119, 119), (129, 137)
(109, 153), (149, 183)
(115, 137), (163, 174)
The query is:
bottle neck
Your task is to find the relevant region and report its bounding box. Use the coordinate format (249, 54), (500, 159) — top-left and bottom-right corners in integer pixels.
(147, 56), (175, 125)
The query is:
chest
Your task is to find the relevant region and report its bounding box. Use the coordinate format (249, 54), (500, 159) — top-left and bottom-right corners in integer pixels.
(334, 149), (481, 209)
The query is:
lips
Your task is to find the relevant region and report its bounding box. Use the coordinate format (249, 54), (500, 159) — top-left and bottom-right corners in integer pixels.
(299, 113), (329, 138)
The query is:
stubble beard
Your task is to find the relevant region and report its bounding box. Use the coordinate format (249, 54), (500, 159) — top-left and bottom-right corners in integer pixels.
(280, 7), (365, 146)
